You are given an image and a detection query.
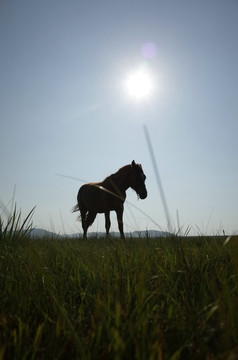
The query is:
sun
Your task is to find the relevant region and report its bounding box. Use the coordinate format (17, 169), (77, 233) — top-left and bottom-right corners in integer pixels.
(125, 68), (154, 100)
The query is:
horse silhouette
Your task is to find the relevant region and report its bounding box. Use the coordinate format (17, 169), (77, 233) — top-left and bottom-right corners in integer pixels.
(72, 160), (147, 238)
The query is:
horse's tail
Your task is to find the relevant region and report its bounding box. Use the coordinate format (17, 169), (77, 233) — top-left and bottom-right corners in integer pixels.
(72, 204), (79, 213)
(72, 204), (81, 222)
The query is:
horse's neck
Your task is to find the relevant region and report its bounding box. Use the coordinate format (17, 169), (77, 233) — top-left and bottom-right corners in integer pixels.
(104, 167), (131, 194)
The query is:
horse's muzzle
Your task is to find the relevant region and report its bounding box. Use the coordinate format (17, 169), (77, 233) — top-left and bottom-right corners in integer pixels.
(138, 187), (147, 200)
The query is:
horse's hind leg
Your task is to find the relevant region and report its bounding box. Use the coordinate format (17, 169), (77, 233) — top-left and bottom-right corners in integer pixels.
(105, 211), (111, 236)
(85, 211), (97, 235)
(79, 208), (88, 238)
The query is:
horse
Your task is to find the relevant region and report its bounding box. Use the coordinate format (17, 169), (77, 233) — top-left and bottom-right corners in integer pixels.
(72, 160), (147, 239)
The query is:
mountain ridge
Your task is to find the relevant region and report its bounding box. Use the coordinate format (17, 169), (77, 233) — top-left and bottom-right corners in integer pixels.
(30, 228), (172, 238)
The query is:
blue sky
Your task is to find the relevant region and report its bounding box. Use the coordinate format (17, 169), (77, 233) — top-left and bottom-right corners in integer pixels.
(1, 0), (238, 235)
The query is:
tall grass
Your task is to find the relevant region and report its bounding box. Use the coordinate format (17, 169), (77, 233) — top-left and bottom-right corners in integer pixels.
(1, 208), (238, 360)
(0, 204), (35, 242)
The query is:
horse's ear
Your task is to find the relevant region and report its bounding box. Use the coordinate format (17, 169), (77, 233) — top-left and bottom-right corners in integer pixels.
(131, 160), (136, 167)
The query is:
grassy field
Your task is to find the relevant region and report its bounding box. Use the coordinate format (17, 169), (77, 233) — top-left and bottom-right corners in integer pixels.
(1, 212), (238, 359)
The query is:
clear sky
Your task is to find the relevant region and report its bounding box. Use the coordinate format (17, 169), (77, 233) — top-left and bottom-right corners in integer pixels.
(1, 0), (238, 236)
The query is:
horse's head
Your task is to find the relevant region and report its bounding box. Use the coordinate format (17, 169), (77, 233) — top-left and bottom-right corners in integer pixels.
(130, 160), (147, 200)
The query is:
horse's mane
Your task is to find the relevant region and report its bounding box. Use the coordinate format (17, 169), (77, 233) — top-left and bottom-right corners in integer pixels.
(103, 164), (131, 182)
(103, 163), (143, 183)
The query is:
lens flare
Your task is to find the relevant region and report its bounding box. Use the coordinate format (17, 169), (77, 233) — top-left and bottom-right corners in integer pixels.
(141, 42), (157, 59)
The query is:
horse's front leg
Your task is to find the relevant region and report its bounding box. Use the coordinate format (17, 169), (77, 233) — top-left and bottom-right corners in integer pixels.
(105, 211), (111, 236)
(116, 206), (125, 239)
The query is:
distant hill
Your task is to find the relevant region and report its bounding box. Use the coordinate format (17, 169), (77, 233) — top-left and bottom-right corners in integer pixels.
(30, 228), (61, 238)
(30, 228), (172, 238)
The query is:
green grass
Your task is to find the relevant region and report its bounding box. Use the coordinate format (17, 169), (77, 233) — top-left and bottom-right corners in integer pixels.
(1, 211), (238, 359)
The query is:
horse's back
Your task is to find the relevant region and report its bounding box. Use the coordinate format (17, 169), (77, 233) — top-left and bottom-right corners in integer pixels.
(77, 182), (123, 213)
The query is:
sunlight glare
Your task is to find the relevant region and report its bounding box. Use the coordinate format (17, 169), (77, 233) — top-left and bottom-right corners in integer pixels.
(125, 69), (154, 100)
